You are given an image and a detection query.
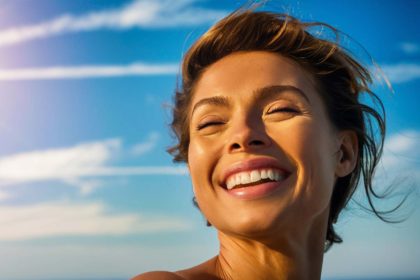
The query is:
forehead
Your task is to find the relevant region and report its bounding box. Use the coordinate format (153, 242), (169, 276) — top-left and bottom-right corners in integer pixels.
(192, 51), (317, 104)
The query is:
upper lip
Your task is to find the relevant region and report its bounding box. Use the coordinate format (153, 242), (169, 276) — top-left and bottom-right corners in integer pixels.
(219, 157), (291, 188)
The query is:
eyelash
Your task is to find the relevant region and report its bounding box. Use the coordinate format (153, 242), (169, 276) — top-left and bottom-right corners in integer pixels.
(267, 106), (299, 114)
(196, 121), (225, 131)
(196, 106), (298, 130)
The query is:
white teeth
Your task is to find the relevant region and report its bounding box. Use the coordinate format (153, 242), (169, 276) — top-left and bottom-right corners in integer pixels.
(227, 179), (235, 189)
(267, 169), (274, 180)
(240, 172), (250, 185)
(260, 169), (268, 179)
(250, 170), (261, 183)
(235, 174), (241, 186)
(225, 168), (286, 190)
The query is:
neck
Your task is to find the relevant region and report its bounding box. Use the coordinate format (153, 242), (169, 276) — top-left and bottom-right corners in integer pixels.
(214, 217), (327, 280)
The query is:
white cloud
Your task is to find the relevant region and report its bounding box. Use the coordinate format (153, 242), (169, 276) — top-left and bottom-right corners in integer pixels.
(381, 130), (420, 169)
(381, 63), (420, 84)
(64, 178), (104, 196)
(73, 166), (188, 176)
(0, 201), (191, 241)
(0, 138), (188, 193)
(399, 42), (420, 54)
(369, 130), (420, 201)
(0, 62), (178, 80)
(0, 190), (11, 201)
(0, 0), (226, 48)
(385, 130), (419, 153)
(130, 132), (160, 156)
(0, 138), (120, 184)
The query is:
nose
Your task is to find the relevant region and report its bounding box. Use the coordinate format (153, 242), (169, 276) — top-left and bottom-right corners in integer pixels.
(227, 116), (271, 153)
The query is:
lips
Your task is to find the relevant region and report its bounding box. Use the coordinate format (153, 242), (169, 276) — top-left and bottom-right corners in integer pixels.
(220, 157), (291, 190)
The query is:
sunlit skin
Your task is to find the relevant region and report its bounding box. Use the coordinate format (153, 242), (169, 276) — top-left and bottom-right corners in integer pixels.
(132, 51), (357, 280)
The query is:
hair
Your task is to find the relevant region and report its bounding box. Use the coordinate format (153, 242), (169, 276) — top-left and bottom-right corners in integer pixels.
(168, 8), (389, 250)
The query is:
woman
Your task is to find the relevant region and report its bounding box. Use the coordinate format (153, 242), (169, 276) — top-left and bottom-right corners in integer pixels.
(133, 7), (387, 280)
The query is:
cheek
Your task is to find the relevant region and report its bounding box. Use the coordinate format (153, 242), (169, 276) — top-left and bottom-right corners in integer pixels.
(187, 137), (217, 199)
(276, 119), (337, 214)
(187, 138), (220, 224)
(303, 128), (336, 211)
(188, 140), (204, 189)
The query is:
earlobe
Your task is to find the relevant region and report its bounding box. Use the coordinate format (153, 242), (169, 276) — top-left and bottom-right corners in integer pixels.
(335, 130), (358, 178)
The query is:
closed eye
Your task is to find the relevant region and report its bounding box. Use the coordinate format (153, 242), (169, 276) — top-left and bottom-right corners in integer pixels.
(196, 121), (225, 131)
(266, 107), (299, 114)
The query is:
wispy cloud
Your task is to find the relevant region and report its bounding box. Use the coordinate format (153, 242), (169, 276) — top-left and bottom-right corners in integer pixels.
(0, 138), (120, 184)
(399, 42), (420, 54)
(0, 190), (11, 201)
(0, 138), (187, 194)
(376, 130), (420, 195)
(0, 62), (178, 80)
(0, 201), (191, 241)
(130, 132), (160, 156)
(380, 63), (420, 84)
(64, 178), (105, 196)
(382, 130), (420, 169)
(0, 0), (226, 48)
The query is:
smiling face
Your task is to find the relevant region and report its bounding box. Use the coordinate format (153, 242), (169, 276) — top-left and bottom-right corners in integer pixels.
(188, 51), (342, 240)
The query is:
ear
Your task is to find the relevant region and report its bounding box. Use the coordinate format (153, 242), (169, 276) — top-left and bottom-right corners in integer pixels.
(335, 130), (358, 178)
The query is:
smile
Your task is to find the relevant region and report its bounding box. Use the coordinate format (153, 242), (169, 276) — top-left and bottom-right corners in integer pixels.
(219, 157), (292, 199)
(225, 168), (286, 190)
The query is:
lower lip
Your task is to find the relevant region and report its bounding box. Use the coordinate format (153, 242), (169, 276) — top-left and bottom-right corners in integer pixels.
(224, 180), (285, 200)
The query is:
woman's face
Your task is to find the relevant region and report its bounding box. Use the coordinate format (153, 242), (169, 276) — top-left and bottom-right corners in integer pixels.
(188, 51), (341, 239)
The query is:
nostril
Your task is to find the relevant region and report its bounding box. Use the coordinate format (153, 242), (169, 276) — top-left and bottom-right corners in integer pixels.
(249, 139), (265, 146)
(229, 139), (266, 152)
(231, 143), (241, 150)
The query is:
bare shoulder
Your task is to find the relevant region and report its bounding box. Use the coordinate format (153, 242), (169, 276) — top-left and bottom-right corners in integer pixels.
(131, 271), (186, 280)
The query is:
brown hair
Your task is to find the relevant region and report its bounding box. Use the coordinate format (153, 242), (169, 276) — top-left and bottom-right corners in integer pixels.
(168, 9), (387, 250)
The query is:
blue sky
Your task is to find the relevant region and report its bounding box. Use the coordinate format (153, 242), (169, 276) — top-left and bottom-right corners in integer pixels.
(0, 0), (419, 279)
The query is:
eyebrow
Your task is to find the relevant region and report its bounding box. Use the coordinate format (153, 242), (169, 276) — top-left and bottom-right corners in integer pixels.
(191, 95), (230, 117)
(252, 85), (310, 104)
(190, 84), (310, 117)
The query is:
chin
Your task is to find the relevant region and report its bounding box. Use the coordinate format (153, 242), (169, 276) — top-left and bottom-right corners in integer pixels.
(216, 205), (293, 239)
